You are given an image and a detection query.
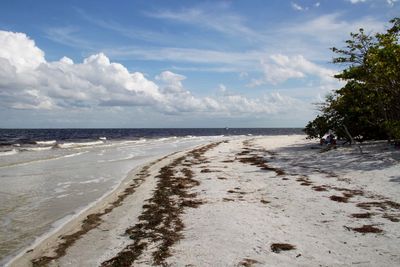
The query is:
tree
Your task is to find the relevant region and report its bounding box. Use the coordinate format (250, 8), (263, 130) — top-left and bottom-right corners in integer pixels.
(304, 18), (400, 141)
(304, 115), (330, 139)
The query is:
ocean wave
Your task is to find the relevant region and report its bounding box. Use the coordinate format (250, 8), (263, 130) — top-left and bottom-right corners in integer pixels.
(118, 139), (147, 146)
(155, 137), (179, 142)
(0, 151), (88, 169)
(0, 149), (18, 157)
(78, 178), (103, 184)
(20, 146), (53, 152)
(56, 140), (104, 149)
(97, 154), (140, 163)
(62, 151), (89, 158)
(36, 140), (57, 146)
(56, 194), (70, 199)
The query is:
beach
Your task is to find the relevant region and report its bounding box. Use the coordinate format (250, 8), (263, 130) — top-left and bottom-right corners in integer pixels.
(7, 135), (400, 266)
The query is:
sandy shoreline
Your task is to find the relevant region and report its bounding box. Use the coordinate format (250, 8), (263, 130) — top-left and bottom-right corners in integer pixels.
(8, 135), (400, 266)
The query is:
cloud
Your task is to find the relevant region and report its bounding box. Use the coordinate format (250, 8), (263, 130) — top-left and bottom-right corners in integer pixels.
(157, 71), (184, 83)
(0, 30), (163, 110)
(170, 65), (242, 73)
(145, 6), (259, 39)
(291, 1), (323, 11)
(284, 13), (385, 44)
(153, 70), (304, 116)
(0, 31), (45, 72)
(44, 6), (388, 73)
(347, 0), (367, 3)
(249, 54), (336, 86)
(347, 0), (397, 7)
(105, 46), (263, 72)
(387, 0), (398, 6)
(75, 8), (179, 45)
(291, 2), (306, 11)
(45, 26), (94, 49)
(0, 30), (305, 117)
(103, 12), (387, 69)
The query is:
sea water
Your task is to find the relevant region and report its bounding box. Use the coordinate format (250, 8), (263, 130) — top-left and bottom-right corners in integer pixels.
(0, 128), (302, 264)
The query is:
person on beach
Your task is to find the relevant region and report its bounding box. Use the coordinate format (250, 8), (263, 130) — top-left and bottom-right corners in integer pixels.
(328, 133), (337, 147)
(320, 132), (336, 147)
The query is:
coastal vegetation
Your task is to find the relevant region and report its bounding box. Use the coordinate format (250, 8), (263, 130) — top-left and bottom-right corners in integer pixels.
(304, 18), (400, 142)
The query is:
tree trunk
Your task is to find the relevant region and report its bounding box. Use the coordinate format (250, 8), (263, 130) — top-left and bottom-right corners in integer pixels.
(343, 124), (363, 153)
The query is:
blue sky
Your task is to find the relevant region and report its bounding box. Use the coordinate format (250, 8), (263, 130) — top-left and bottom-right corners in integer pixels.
(0, 0), (398, 128)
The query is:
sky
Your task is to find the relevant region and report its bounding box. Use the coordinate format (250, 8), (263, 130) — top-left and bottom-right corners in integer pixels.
(0, 0), (398, 128)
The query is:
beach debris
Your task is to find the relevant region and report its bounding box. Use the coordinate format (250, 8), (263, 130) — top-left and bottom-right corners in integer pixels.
(382, 213), (400, 222)
(350, 225), (383, 234)
(200, 168), (221, 173)
(238, 258), (260, 266)
(237, 150), (285, 176)
(296, 176), (313, 186)
(330, 195), (349, 203)
(312, 185), (329, 191)
(356, 200), (400, 211)
(270, 243), (296, 253)
(350, 213), (373, 219)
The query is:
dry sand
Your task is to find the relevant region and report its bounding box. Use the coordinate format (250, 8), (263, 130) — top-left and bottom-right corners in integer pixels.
(8, 135), (400, 266)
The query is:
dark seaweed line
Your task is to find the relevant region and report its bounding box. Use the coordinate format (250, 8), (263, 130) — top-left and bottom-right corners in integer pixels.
(236, 146), (285, 176)
(101, 142), (222, 267)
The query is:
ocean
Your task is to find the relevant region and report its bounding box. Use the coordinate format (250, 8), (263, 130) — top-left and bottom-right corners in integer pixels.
(0, 128), (302, 264)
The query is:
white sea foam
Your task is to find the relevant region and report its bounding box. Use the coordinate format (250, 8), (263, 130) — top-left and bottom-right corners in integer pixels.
(79, 178), (103, 184)
(36, 140), (57, 146)
(117, 139), (148, 146)
(62, 151), (88, 158)
(20, 146), (53, 152)
(98, 154), (140, 163)
(57, 140), (104, 149)
(0, 149), (18, 156)
(57, 181), (72, 186)
(0, 151), (89, 169)
(56, 194), (70, 199)
(133, 138), (147, 144)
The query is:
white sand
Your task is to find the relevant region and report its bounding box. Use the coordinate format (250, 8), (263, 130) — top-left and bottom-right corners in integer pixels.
(9, 135), (400, 266)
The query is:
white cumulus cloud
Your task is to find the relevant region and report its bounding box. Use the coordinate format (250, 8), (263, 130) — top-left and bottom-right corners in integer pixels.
(0, 31), (45, 72)
(0, 30), (163, 110)
(249, 54), (336, 86)
(0, 30), (306, 118)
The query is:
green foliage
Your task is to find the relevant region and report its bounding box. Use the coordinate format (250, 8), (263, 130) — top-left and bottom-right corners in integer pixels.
(384, 120), (400, 140)
(303, 115), (330, 139)
(305, 18), (400, 142)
